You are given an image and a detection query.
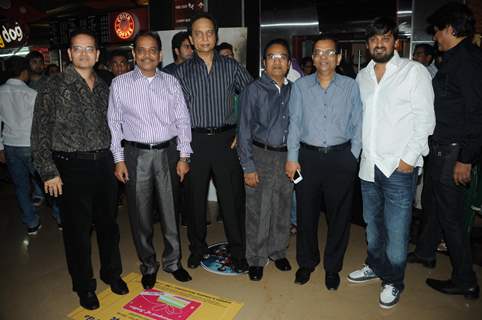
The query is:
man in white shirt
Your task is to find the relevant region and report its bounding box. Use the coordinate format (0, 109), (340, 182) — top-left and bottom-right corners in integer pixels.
(0, 57), (41, 235)
(347, 17), (435, 309)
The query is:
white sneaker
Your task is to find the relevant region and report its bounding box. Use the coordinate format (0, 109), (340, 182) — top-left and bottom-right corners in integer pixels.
(347, 265), (378, 283)
(379, 284), (400, 309)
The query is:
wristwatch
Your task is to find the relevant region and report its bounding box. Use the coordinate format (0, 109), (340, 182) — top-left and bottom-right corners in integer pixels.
(179, 157), (191, 164)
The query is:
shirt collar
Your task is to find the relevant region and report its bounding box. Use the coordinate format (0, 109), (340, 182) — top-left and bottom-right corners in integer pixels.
(309, 72), (342, 89)
(131, 65), (162, 81)
(192, 50), (222, 66)
(6, 78), (28, 86)
(443, 37), (471, 62)
(260, 72), (288, 87)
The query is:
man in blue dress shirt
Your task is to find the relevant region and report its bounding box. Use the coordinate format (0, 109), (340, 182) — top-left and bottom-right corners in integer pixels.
(285, 34), (363, 291)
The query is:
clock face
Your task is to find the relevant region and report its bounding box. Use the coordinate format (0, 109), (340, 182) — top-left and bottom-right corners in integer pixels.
(114, 12), (135, 40)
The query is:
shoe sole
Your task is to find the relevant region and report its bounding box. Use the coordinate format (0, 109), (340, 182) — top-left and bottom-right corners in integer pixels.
(27, 224), (42, 236)
(379, 301), (398, 309)
(347, 276), (379, 284)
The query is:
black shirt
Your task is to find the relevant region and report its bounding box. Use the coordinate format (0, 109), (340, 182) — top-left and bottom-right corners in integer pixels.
(31, 64), (111, 181)
(174, 52), (253, 128)
(162, 62), (178, 75)
(432, 37), (482, 164)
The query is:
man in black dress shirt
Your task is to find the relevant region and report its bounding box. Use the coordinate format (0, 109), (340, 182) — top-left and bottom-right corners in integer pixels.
(409, 3), (481, 299)
(174, 13), (253, 272)
(31, 30), (127, 310)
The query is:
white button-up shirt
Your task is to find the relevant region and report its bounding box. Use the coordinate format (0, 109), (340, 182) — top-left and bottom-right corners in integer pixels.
(0, 78), (37, 150)
(357, 51), (435, 182)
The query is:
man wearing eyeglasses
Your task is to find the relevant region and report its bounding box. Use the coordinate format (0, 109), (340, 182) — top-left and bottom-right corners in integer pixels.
(237, 38), (293, 281)
(31, 30), (127, 310)
(108, 31), (193, 289)
(285, 35), (362, 291)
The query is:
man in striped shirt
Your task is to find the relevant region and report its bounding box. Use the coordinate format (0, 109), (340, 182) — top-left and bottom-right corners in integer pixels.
(108, 31), (193, 289)
(174, 13), (253, 272)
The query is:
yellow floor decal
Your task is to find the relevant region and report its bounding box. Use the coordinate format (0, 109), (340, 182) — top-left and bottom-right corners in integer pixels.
(68, 273), (243, 320)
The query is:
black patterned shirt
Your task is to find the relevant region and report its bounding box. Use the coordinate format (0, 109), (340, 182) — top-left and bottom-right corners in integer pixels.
(31, 64), (111, 181)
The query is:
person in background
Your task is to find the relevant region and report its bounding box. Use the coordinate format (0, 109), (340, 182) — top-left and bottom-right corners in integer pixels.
(412, 43), (438, 78)
(109, 50), (130, 77)
(408, 2), (481, 300)
(300, 56), (314, 75)
(46, 64), (60, 77)
(163, 31), (193, 75)
(238, 38), (293, 281)
(26, 51), (47, 91)
(216, 42), (235, 59)
(0, 57), (42, 235)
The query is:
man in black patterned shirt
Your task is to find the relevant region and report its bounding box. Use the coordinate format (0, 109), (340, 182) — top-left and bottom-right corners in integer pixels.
(31, 30), (127, 310)
(174, 13), (253, 272)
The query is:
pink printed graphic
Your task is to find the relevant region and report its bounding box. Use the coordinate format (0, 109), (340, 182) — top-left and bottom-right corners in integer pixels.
(123, 289), (202, 320)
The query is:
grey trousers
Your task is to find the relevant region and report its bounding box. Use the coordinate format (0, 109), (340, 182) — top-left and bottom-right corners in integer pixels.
(245, 146), (293, 266)
(125, 144), (181, 275)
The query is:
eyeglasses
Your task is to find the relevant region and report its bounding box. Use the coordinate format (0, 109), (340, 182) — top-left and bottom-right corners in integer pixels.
(71, 45), (96, 54)
(266, 53), (289, 61)
(313, 49), (337, 57)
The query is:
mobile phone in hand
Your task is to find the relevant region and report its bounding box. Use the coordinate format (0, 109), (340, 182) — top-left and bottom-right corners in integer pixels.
(293, 169), (303, 184)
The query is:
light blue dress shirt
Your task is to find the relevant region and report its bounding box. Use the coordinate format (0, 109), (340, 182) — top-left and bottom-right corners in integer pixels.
(287, 73), (362, 162)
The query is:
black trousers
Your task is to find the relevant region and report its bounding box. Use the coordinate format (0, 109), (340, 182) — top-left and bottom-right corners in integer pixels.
(166, 138), (188, 225)
(296, 146), (357, 272)
(54, 152), (122, 293)
(186, 129), (245, 260)
(415, 143), (477, 288)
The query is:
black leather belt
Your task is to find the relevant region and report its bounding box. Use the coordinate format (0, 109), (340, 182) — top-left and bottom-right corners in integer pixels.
(123, 140), (170, 150)
(300, 141), (350, 154)
(253, 140), (288, 152)
(53, 149), (110, 161)
(191, 124), (236, 135)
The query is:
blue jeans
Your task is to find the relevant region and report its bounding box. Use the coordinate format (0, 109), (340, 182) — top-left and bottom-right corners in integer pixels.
(31, 173), (61, 223)
(361, 166), (418, 291)
(4, 145), (39, 228)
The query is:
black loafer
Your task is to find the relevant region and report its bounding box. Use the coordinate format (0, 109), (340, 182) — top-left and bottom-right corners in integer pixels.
(274, 258), (291, 271)
(325, 272), (340, 290)
(171, 267), (192, 282)
(141, 273), (157, 290)
(426, 278), (480, 299)
(407, 252), (436, 268)
(187, 254), (202, 269)
(248, 266), (264, 281)
(232, 258), (249, 273)
(294, 267), (313, 285)
(110, 277), (129, 295)
(78, 291), (100, 310)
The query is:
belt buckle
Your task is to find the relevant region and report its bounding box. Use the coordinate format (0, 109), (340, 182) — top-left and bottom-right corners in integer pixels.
(207, 128), (215, 136)
(321, 147), (329, 155)
(147, 143), (156, 149)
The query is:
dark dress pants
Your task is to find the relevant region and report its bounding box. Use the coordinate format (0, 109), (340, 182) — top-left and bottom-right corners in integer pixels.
(296, 146), (357, 272)
(54, 152), (122, 293)
(186, 129), (246, 260)
(415, 143), (477, 288)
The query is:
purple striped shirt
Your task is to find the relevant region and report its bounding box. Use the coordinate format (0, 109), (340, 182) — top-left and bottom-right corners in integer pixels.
(108, 66), (192, 163)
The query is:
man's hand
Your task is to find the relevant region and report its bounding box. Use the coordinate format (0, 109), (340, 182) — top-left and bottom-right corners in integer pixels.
(453, 161), (471, 186)
(44, 176), (63, 197)
(285, 161), (301, 181)
(397, 159), (414, 173)
(177, 161), (190, 182)
(0, 150), (5, 164)
(244, 172), (259, 188)
(115, 161), (129, 183)
(230, 136), (237, 149)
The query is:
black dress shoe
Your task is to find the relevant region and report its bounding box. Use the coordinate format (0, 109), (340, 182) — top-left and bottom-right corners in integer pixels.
(141, 273), (157, 290)
(426, 278), (480, 299)
(407, 252), (436, 268)
(294, 267), (313, 285)
(274, 258), (291, 271)
(325, 272), (340, 290)
(248, 266), (264, 281)
(78, 291), (100, 310)
(232, 258), (249, 273)
(171, 267), (192, 282)
(188, 254), (202, 269)
(110, 277), (129, 295)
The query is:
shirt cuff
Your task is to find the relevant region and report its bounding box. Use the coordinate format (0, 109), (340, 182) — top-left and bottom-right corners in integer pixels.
(112, 150), (124, 163)
(287, 149), (299, 162)
(241, 161), (256, 173)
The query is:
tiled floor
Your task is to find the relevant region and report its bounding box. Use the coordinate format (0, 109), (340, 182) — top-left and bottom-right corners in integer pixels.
(1, 180), (481, 319)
